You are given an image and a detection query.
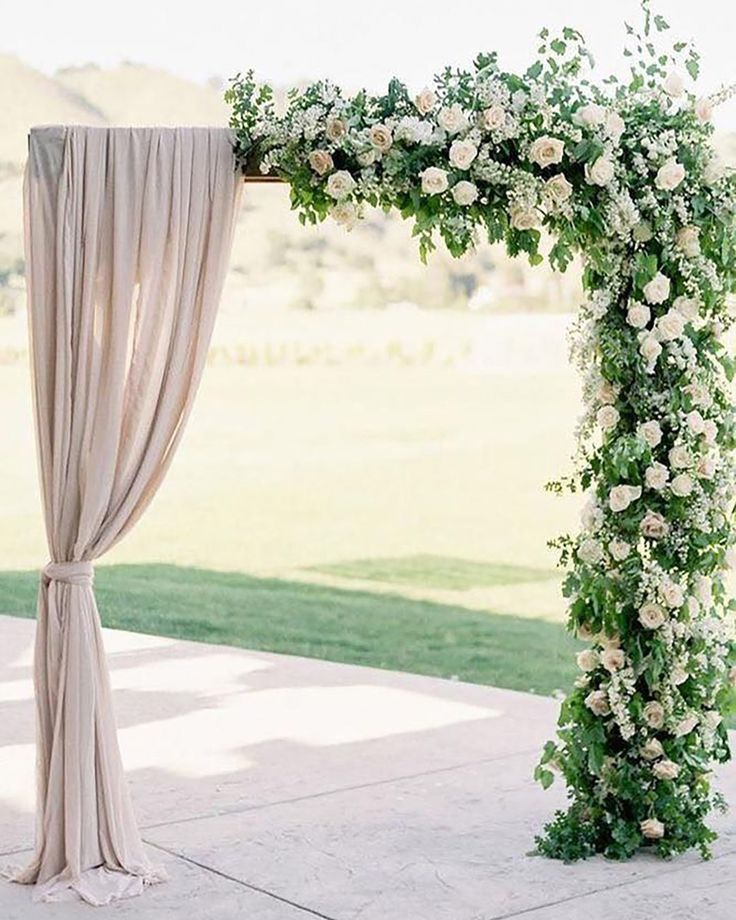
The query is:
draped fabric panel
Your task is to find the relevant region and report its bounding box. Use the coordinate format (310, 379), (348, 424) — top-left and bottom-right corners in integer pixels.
(11, 125), (242, 905)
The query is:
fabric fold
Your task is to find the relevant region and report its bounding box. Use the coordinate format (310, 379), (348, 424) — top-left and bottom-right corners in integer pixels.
(12, 125), (242, 905)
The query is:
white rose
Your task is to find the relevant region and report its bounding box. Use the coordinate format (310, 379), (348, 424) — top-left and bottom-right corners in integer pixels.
(529, 135), (565, 168)
(684, 382), (711, 408)
(325, 116), (347, 141)
(601, 647), (625, 672)
(357, 148), (377, 167)
(597, 380), (619, 405)
(581, 496), (604, 530)
(449, 138), (478, 170)
(308, 149), (334, 176)
(641, 738), (664, 761)
(703, 710), (722, 731)
(481, 104), (506, 130)
(673, 295), (700, 321)
(369, 123), (393, 152)
(597, 405), (619, 431)
(545, 173), (573, 205)
(577, 622), (596, 641)
(633, 221), (653, 242)
(695, 97), (713, 123)
(645, 462), (669, 491)
(703, 156), (725, 186)
(671, 473), (693, 497)
(671, 665), (689, 686)
(639, 602), (667, 630)
(703, 419), (718, 444)
(653, 759), (680, 781)
(639, 420), (663, 448)
(420, 166), (449, 195)
(640, 510), (669, 539)
(577, 649), (599, 672)
(676, 226), (700, 258)
(437, 103), (468, 135)
(663, 71), (684, 98)
(686, 410), (705, 435)
(661, 579), (685, 608)
(609, 539), (631, 561)
(608, 484), (642, 513)
(325, 170), (356, 200)
(414, 87), (436, 115)
(697, 454), (717, 479)
(644, 701), (665, 729)
(585, 155), (615, 186)
(675, 714), (698, 737)
(451, 180), (478, 206)
(605, 111), (625, 143)
(656, 309), (685, 342)
(509, 204), (539, 231)
(655, 159), (686, 192)
(576, 103), (606, 126)
(578, 538), (604, 564)
(641, 818), (665, 840)
(330, 201), (359, 230)
(668, 445), (692, 469)
(626, 301), (651, 329)
(585, 689), (611, 717)
(694, 574), (713, 606)
(643, 272), (671, 304)
(639, 334), (662, 369)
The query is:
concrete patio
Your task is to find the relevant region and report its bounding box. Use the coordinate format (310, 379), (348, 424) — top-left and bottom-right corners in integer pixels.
(0, 612), (734, 919)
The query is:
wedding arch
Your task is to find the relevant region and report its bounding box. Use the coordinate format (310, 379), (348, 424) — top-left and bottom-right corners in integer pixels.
(11, 2), (736, 906)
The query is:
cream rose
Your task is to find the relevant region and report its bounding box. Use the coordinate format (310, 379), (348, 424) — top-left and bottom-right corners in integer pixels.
(577, 622), (596, 642)
(641, 817), (665, 840)
(703, 419), (718, 444)
(639, 334), (662, 369)
(639, 420), (663, 448)
(695, 97), (713, 123)
(605, 111), (625, 142)
(420, 166), (449, 196)
(585, 155), (615, 186)
(656, 309), (685, 342)
(640, 510), (669, 539)
(609, 539), (631, 562)
(308, 149), (334, 176)
(608, 484), (642, 513)
(697, 455), (717, 479)
(639, 602), (667, 630)
(645, 462), (669, 491)
(676, 226), (700, 257)
(437, 103), (468, 135)
(597, 380), (619, 405)
(633, 221), (653, 242)
(673, 295), (700, 321)
(641, 738), (664, 761)
(671, 473), (693, 497)
(325, 116), (347, 141)
(643, 272), (671, 305)
(655, 159), (686, 192)
(685, 410), (705, 435)
(510, 204), (539, 231)
(577, 649), (599, 672)
(601, 647), (625, 672)
(703, 710), (722, 730)
(668, 445), (692, 469)
(330, 201), (359, 230)
(414, 86), (436, 116)
(675, 714), (698, 737)
(653, 759), (680, 781)
(578, 538), (604, 564)
(627, 301), (651, 329)
(369, 123), (393, 152)
(644, 701), (665, 729)
(481, 104), (506, 130)
(663, 71), (684, 97)
(597, 405), (619, 431)
(575, 103), (606, 126)
(325, 170), (356, 200)
(545, 173), (573, 205)
(452, 180), (478, 206)
(449, 138), (478, 170)
(585, 689), (611, 717)
(529, 135), (565, 168)
(703, 156), (725, 185)
(661, 579), (685, 608)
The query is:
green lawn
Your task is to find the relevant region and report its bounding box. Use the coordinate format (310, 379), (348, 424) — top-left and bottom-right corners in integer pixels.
(0, 564), (581, 695)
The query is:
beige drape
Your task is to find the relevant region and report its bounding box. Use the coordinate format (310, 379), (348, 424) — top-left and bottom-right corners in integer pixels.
(12, 126), (242, 905)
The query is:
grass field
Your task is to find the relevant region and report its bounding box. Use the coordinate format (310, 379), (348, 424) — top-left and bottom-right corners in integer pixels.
(0, 316), (585, 695)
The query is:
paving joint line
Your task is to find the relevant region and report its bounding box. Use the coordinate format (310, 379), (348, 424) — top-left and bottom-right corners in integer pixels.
(145, 839), (340, 920)
(140, 746), (542, 833)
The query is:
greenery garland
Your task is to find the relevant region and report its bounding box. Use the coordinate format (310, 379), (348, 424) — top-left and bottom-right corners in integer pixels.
(227, 1), (736, 860)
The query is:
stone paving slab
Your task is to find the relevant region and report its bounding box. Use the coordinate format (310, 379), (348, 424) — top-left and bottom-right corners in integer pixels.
(1, 613), (734, 919)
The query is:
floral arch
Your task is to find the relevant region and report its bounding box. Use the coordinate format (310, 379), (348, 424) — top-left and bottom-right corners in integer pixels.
(226, 5), (736, 861)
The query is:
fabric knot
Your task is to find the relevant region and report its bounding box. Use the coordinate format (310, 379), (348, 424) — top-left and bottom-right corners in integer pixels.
(42, 561), (94, 586)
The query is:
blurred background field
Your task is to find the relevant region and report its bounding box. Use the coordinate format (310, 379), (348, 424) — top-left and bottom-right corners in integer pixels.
(1, 53), (733, 695)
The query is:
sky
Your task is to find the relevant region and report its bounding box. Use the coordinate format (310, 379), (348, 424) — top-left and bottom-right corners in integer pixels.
(4, 0), (736, 128)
